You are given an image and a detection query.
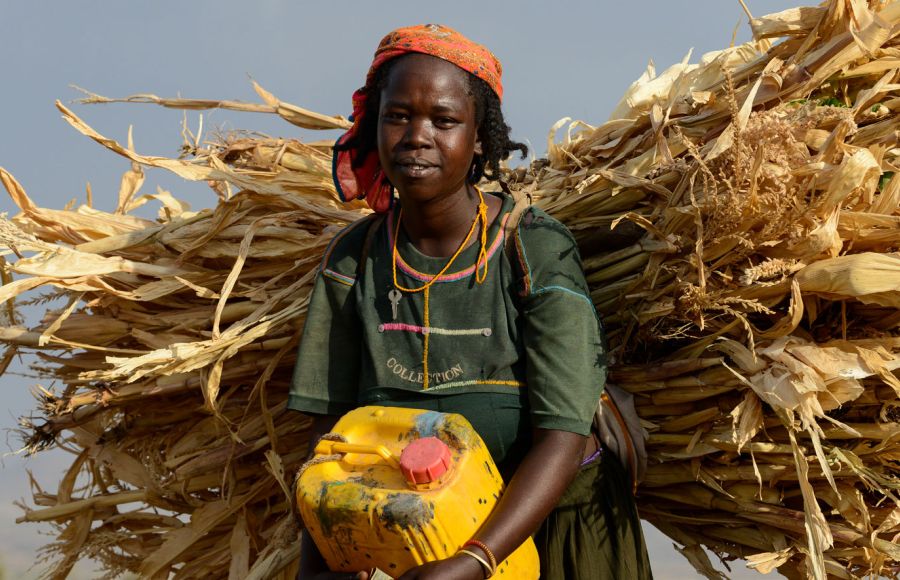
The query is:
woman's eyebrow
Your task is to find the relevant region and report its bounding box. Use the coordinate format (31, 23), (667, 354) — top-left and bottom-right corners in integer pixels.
(381, 100), (466, 115)
(381, 98), (410, 108)
(430, 99), (466, 111)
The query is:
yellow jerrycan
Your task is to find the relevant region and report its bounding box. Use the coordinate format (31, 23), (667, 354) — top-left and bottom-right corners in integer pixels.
(296, 406), (540, 577)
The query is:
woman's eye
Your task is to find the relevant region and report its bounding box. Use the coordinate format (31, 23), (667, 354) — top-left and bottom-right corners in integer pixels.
(436, 117), (459, 127)
(384, 111), (408, 121)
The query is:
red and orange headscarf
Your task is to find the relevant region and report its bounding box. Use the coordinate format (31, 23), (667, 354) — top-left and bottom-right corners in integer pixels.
(333, 24), (504, 213)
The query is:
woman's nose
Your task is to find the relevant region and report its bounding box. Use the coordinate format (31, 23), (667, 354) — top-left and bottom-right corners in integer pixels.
(403, 118), (432, 148)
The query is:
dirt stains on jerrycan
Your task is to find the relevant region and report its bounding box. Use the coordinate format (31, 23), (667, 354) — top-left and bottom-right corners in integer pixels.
(296, 406), (540, 577)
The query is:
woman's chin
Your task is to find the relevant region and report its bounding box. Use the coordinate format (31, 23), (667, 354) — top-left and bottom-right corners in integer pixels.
(394, 182), (473, 207)
(387, 170), (442, 196)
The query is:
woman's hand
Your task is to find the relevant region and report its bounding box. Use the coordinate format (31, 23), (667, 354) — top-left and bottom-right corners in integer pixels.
(397, 554), (485, 580)
(298, 415), (347, 580)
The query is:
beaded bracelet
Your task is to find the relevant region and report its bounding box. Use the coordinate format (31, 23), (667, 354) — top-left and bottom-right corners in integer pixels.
(463, 539), (498, 573)
(457, 548), (493, 578)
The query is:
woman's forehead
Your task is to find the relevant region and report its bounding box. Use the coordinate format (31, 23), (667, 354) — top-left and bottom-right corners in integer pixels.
(381, 53), (472, 100)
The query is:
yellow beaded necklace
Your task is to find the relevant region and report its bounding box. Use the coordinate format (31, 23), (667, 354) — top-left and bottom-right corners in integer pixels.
(391, 187), (490, 389)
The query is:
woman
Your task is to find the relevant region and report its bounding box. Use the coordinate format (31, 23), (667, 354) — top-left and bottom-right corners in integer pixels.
(289, 24), (652, 580)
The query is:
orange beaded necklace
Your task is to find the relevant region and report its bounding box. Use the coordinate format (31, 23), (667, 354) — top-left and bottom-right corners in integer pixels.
(391, 187), (490, 389)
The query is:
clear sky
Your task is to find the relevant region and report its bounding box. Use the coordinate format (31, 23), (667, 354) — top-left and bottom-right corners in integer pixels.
(0, 1), (799, 577)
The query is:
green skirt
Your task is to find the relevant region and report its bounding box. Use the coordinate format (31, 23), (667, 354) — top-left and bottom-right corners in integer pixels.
(534, 451), (653, 579)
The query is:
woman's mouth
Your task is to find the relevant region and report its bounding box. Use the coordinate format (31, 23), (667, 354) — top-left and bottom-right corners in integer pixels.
(396, 160), (438, 178)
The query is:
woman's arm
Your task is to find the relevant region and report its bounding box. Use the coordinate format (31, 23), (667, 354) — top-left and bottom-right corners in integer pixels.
(398, 427), (586, 580)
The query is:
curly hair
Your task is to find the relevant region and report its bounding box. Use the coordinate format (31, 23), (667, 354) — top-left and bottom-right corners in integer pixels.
(335, 54), (528, 184)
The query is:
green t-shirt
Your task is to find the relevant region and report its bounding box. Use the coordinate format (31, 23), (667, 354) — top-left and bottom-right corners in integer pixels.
(288, 193), (607, 466)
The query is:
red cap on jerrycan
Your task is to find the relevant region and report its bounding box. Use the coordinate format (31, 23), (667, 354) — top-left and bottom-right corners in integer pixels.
(400, 437), (452, 485)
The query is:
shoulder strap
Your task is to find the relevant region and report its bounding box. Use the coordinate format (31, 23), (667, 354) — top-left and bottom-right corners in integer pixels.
(357, 213), (386, 278)
(502, 191), (532, 285)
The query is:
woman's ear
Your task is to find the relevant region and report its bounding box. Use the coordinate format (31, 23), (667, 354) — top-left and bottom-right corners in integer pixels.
(474, 137), (483, 156)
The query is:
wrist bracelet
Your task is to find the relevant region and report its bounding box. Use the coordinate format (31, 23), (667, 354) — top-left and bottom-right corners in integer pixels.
(463, 539), (498, 572)
(457, 549), (493, 579)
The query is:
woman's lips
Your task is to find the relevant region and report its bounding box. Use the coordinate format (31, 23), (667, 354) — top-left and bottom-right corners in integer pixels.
(395, 161), (438, 178)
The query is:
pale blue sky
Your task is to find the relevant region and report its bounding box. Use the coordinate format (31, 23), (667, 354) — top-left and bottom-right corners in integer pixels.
(0, 1), (798, 577)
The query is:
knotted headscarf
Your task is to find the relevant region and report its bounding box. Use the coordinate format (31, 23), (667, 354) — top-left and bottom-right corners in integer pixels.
(333, 24), (504, 213)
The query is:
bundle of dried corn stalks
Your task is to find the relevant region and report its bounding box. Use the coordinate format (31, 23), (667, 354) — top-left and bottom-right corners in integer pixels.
(2, 1), (899, 578)
(0, 87), (367, 579)
(506, 2), (900, 578)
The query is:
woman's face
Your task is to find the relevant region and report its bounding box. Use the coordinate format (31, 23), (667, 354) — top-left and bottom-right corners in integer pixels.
(377, 53), (482, 207)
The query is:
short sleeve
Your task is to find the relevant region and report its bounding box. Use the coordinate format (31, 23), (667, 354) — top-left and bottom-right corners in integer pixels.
(516, 210), (607, 435)
(288, 218), (373, 415)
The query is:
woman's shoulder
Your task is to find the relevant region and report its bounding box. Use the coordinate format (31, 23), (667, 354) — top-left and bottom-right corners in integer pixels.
(512, 204), (580, 264)
(509, 204), (589, 297)
(516, 205), (573, 241)
(317, 213), (383, 282)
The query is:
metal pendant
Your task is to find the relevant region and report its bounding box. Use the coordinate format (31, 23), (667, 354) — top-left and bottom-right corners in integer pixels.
(388, 288), (402, 321)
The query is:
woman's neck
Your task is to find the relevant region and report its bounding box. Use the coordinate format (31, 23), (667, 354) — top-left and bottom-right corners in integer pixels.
(399, 186), (501, 258)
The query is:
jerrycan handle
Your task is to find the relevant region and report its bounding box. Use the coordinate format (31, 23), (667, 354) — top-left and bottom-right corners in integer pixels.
(314, 440), (401, 470)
